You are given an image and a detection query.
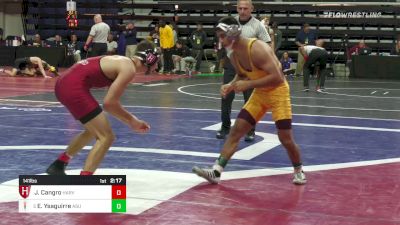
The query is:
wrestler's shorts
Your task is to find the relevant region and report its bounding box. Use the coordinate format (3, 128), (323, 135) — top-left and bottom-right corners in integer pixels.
(242, 81), (292, 123)
(55, 78), (102, 124)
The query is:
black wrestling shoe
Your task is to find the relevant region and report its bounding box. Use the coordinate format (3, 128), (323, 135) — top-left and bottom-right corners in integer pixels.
(216, 127), (230, 139)
(244, 130), (255, 142)
(46, 159), (68, 175)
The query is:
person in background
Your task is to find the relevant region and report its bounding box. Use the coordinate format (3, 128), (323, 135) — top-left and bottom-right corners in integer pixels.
(390, 39), (400, 55)
(49, 34), (65, 47)
(294, 23), (317, 77)
(149, 23), (160, 48)
(300, 39), (328, 93)
(347, 39), (369, 58)
(189, 23), (207, 74)
(261, 16), (275, 50)
(272, 21), (282, 53)
(28, 33), (43, 47)
(84, 14), (110, 57)
(170, 22), (179, 46)
(107, 34), (118, 55)
(172, 40), (196, 75)
(124, 22), (138, 58)
(1, 56), (58, 78)
(0, 28), (4, 46)
(65, 34), (82, 67)
(149, 23), (162, 73)
(280, 51), (294, 76)
(159, 20), (174, 74)
(116, 31), (126, 56)
(213, 33), (225, 73)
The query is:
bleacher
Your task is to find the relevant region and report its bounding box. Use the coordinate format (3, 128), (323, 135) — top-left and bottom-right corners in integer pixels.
(22, 0), (400, 64)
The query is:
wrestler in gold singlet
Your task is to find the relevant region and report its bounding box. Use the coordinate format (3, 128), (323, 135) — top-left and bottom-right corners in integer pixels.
(193, 16), (306, 185)
(234, 38), (292, 123)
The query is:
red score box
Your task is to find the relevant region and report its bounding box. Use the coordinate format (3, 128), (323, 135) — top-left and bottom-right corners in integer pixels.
(111, 185), (126, 199)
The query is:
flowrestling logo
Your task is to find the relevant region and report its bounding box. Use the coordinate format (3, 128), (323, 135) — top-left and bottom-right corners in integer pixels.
(323, 11), (382, 18)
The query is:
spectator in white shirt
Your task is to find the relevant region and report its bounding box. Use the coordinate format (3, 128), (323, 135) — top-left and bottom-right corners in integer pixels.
(106, 34), (118, 55)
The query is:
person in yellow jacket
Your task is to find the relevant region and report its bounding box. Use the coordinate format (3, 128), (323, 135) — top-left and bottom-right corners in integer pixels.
(159, 20), (175, 74)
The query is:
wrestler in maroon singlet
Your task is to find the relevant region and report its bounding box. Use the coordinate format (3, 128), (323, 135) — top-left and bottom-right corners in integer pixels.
(55, 56), (113, 123)
(46, 40), (159, 176)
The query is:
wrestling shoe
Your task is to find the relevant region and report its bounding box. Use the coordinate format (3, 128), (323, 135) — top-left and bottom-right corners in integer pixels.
(192, 166), (220, 184)
(292, 171), (307, 185)
(49, 66), (59, 76)
(46, 159), (67, 175)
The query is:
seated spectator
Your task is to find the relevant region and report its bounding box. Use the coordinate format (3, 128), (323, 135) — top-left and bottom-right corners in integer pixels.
(106, 34), (118, 55)
(48, 34), (65, 47)
(347, 40), (370, 60)
(0, 56), (58, 78)
(65, 34), (82, 67)
(390, 39), (400, 56)
(28, 34), (44, 47)
(172, 40), (196, 75)
(280, 51), (295, 76)
(189, 23), (207, 73)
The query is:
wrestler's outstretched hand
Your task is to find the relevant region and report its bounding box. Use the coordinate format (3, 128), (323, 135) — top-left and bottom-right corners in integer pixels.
(129, 119), (150, 133)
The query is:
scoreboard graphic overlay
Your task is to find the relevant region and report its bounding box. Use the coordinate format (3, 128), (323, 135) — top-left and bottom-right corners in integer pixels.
(18, 175), (126, 213)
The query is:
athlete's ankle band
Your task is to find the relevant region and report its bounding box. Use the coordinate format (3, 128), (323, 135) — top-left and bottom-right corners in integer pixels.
(217, 156), (228, 168)
(292, 162), (303, 169)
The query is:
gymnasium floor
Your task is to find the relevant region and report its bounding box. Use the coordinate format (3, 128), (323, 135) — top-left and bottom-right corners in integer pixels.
(0, 72), (399, 225)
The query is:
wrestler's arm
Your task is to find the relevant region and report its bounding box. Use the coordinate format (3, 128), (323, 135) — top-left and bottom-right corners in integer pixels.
(4, 68), (18, 76)
(30, 57), (51, 78)
(84, 35), (94, 51)
(220, 54), (245, 97)
(103, 60), (150, 133)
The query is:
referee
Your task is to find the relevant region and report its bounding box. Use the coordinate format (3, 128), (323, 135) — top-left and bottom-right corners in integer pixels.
(216, 0), (271, 142)
(84, 14), (110, 57)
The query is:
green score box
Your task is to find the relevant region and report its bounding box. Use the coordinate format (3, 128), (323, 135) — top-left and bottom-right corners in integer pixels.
(112, 199), (126, 213)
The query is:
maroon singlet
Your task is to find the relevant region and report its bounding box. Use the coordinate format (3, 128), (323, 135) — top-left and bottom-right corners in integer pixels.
(55, 56), (114, 123)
